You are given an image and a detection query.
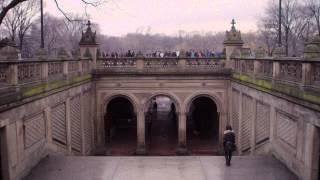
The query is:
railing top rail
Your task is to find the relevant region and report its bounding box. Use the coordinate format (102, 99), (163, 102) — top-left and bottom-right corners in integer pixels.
(232, 57), (320, 62)
(98, 57), (225, 60)
(0, 58), (90, 64)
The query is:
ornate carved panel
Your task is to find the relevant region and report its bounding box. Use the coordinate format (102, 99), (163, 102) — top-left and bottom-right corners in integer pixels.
(279, 62), (302, 82)
(241, 94), (253, 152)
(71, 96), (82, 153)
(186, 59), (222, 70)
(48, 62), (63, 79)
(255, 102), (270, 145)
(51, 103), (67, 147)
(18, 63), (42, 83)
(258, 60), (273, 77)
(0, 64), (8, 83)
(24, 113), (45, 149)
(311, 63), (320, 86)
(276, 111), (297, 148)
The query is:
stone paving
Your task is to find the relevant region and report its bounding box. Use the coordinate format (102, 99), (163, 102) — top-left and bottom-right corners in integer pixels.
(24, 155), (297, 180)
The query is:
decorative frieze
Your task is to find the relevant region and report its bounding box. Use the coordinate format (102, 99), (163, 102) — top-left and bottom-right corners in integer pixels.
(0, 64), (8, 83)
(18, 63), (42, 83)
(48, 62), (63, 79)
(279, 62), (302, 82)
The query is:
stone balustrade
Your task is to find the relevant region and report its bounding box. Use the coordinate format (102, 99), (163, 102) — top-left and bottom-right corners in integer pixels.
(230, 57), (320, 89)
(0, 58), (92, 87)
(96, 57), (226, 74)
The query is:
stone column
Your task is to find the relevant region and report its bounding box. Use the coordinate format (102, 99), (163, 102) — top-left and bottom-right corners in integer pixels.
(303, 123), (318, 180)
(136, 109), (146, 155)
(65, 98), (72, 153)
(302, 62), (312, 86)
(250, 99), (257, 154)
(238, 91), (243, 155)
(8, 64), (18, 85)
(80, 92), (86, 155)
(177, 112), (187, 155)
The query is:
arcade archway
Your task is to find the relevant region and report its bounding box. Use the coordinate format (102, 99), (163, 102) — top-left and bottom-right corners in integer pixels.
(104, 96), (137, 155)
(145, 95), (178, 155)
(187, 96), (220, 155)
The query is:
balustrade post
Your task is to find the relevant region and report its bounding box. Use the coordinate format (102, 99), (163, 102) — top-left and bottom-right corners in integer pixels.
(136, 59), (144, 71)
(63, 61), (68, 77)
(253, 60), (260, 76)
(8, 64), (18, 85)
(302, 62), (312, 86)
(272, 61), (280, 79)
(178, 59), (186, 71)
(78, 60), (83, 75)
(41, 62), (48, 80)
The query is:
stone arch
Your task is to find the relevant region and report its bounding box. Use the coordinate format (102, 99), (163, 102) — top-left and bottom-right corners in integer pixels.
(184, 92), (224, 114)
(102, 93), (139, 116)
(142, 92), (182, 114)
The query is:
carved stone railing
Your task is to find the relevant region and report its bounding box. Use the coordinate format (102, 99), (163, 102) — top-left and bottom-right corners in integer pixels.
(0, 64), (8, 84)
(230, 57), (320, 88)
(0, 58), (92, 88)
(96, 57), (226, 74)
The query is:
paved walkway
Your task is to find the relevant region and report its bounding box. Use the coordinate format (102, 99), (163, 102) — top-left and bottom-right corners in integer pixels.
(25, 156), (297, 180)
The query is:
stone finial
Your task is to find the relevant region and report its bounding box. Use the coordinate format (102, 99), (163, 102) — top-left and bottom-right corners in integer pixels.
(0, 38), (21, 60)
(79, 20), (98, 45)
(304, 35), (320, 59)
(255, 47), (267, 58)
(179, 49), (186, 58)
(58, 48), (72, 59)
(273, 45), (286, 57)
(224, 19), (244, 46)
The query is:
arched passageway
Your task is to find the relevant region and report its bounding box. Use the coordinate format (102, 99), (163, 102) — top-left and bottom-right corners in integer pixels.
(145, 96), (178, 155)
(187, 96), (220, 155)
(104, 97), (136, 155)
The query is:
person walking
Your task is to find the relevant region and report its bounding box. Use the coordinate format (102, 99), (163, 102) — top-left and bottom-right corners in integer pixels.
(223, 125), (236, 166)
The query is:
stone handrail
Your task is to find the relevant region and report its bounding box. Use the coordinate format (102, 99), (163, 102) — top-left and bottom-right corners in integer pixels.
(230, 57), (320, 88)
(96, 57), (227, 74)
(0, 58), (92, 88)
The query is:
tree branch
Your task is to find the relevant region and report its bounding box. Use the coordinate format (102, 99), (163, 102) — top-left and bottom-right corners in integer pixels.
(0, 0), (27, 25)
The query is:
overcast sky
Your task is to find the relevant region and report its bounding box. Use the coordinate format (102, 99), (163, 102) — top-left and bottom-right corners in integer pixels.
(45, 0), (270, 36)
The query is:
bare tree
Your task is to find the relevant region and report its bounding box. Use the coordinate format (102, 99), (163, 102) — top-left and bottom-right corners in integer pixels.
(2, 0), (39, 50)
(0, 0), (104, 26)
(306, 0), (320, 36)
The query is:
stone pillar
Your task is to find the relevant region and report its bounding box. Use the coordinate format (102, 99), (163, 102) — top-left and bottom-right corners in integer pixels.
(250, 99), (257, 154)
(44, 107), (52, 144)
(272, 61), (280, 79)
(177, 112), (187, 155)
(303, 123), (318, 180)
(136, 59), (144, 71)
(238, 91), (243, 155)
(302, 63), (312, 86)
(80, 92), (86, 155)
(63, 61), (68, 78)
(8, 64), (18, 85)
(78, 60), (83, 75)
(253, 60), (260, 76)
(65, 98), (72, 153)
(136, 109), (146, 155)
(41, 62), (48, 81)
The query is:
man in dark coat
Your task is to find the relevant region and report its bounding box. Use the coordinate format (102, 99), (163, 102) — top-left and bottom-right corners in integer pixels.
(223, 125), (236, 166)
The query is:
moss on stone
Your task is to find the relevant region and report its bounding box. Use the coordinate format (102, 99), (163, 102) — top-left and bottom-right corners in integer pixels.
(22, 74), (92, 98)
(232, 73), (320, 106)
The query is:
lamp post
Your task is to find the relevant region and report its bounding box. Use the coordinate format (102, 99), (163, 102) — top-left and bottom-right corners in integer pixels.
(40, 0), (44, 49)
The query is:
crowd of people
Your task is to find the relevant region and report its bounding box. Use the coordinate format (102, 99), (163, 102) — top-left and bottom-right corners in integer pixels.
(102, 49), (224, 58)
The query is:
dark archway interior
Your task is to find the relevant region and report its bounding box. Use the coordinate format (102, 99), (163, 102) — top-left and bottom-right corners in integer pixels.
(146, 96), (178, 155)
(187, 97), (220, 155)
(104, 97), (136, 155)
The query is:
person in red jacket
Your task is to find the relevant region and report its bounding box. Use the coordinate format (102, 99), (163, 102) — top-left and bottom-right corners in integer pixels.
(223, 125), (236, 166)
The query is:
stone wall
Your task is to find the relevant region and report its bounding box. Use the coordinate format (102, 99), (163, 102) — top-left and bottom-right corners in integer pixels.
(231, 81), (320, 180)
(0, 82), (94, 180)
